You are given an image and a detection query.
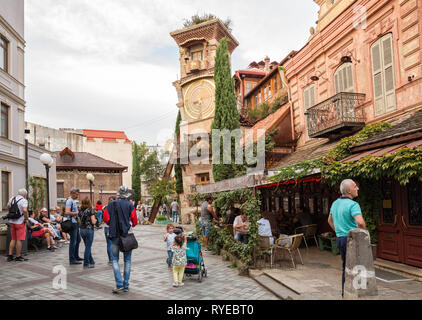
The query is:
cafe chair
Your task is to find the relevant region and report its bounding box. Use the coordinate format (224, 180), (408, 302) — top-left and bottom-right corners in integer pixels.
(272, 234), (304, 269)
(253, 235), (273, 269)
(294, 224), (319, 249)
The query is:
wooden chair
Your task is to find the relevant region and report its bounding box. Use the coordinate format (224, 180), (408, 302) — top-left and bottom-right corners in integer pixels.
(253, 235), (273, 268)
(295, 224), (319, 249)
(272, 234), (304, 269)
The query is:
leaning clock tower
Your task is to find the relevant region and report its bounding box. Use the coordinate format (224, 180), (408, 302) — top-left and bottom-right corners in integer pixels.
(171, 19), (238, 211)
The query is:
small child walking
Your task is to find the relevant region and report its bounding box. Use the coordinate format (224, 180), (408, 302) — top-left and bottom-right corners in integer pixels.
(170, 232), (187, 287)
(164, 223), (177, 270)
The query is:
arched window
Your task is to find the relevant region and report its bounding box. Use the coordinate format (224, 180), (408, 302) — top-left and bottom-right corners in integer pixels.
(371, 33), (396, 116)
(334, 62), (354, 94)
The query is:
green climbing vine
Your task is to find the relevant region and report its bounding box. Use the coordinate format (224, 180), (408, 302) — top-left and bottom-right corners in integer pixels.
(28, 176), (46, 210)
(194, 188), (261, 270)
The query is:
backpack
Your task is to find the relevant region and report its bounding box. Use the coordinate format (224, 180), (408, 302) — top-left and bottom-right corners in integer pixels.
(6, 197), (23, 220)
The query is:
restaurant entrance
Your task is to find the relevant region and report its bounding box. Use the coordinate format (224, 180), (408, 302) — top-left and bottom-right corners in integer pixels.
(378, 178), (422, 268)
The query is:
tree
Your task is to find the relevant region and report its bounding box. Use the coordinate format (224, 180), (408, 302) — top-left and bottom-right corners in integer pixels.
(174, 111), (184, 195)
(149, 179), (175, 204)
(211, 37), (241, 182)
(131, 142), (141, 204)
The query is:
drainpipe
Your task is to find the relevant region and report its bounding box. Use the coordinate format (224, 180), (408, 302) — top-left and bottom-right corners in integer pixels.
(235, 72), (244, 113)
(278, 66), (295, 142)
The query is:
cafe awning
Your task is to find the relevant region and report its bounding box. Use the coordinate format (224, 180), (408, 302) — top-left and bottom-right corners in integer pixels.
(342, 139), (422, 162)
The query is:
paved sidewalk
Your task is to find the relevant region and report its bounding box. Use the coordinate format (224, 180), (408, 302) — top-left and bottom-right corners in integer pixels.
(0, 224), (277, 300)
(250, 247), (422, 300)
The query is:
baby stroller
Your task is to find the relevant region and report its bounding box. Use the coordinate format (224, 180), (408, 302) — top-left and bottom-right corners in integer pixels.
(184, 234), (207, 282)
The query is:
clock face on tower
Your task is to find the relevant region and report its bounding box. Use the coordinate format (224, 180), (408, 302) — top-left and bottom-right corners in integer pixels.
(183, 79), (215, 120)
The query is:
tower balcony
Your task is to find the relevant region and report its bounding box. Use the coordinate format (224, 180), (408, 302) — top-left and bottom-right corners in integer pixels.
(305, 92), (366, 139)
(185, 60), (206, 73)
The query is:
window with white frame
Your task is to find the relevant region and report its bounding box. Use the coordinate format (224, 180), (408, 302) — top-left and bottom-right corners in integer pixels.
(0, 36), (7, 72)
(371, 33), (396, 117)
(1, 172), (10, 210)
(334, 62), (354, 93)
(1, 103), (8, 138)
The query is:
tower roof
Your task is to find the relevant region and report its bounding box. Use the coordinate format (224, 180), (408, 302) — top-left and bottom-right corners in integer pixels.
(170, 18), (239, 53)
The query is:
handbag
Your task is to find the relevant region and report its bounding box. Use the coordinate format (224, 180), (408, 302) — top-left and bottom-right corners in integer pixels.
(60, 199), (76, 233)
(113, 201), (138, 252)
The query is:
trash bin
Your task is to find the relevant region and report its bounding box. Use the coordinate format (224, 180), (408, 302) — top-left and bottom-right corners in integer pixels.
(6, 223), (28, 255)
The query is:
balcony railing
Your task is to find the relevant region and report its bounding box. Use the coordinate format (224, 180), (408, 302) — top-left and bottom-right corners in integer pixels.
(305, 92), (366, 139)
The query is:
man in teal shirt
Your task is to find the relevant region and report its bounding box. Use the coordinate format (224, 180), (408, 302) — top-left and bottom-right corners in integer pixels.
(328, 179), (366, 298)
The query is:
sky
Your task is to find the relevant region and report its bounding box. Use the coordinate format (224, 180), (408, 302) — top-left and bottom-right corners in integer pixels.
(24, 0), (319, 146)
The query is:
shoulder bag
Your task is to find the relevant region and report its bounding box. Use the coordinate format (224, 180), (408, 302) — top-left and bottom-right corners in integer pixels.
(60, 199), (75, 233)
(113, 201), (138, 252)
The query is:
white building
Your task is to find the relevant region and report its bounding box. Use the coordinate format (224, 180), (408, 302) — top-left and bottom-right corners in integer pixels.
(0, 0), (26, 211)
(0, 1), (56, 213)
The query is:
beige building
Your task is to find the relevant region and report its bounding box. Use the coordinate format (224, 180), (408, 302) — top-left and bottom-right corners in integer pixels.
(171, 19), (239, 213)
(82, 130), (132, 189)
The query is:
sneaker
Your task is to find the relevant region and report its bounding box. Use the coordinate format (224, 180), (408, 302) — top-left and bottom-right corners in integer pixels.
(172, 282), (179, 287)
(179, 283), (184, 287)
(70, 261), (82, 265)
(14, 256), (28, 262)
(58, 239), (66, 243)
(64, 241), (70, 244)
(47, 247), (56, 251)
(123, 288), (129, 293)
(112, 288), (124, 294)
(108, 261), (113, 266)
(7, 255), (14, 262)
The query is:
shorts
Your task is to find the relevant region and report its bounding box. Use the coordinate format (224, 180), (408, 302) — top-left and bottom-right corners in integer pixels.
(32, 229), (46, 238)
(201, 221), (211, 237)
(10, 223), (26, 241)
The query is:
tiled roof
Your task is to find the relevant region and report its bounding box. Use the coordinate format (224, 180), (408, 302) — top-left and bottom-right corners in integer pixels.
(83, 130), (131, 143)
(56, 151), (127, 171)
(354, 108), (422, 148)
(270, 140), (340, 170)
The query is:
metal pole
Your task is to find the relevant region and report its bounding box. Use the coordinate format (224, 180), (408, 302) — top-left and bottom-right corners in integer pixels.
(90, 181), (93, 205)
(45, 164), (50, 219)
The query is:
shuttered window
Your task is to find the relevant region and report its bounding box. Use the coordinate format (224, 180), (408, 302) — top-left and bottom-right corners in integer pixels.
(303, 84), (315, 111)
(334, 63), (354, 93)
(371, 33), (396, 117)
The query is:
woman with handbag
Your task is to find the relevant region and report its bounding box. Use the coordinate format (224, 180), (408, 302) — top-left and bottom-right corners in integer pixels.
(78, 197), (97, 269)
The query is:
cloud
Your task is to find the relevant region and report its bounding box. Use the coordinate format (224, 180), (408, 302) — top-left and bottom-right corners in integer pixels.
(24, 0), (319, 145)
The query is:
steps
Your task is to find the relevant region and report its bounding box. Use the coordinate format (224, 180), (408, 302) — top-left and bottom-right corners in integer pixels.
(249, 270), (301, 300)
(374, 259), (422, 281)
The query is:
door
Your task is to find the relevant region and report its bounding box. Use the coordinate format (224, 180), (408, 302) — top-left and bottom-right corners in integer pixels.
(377, 179), (404, 262)
(402, 178), (422, 267)
(377, 179), (422, 267)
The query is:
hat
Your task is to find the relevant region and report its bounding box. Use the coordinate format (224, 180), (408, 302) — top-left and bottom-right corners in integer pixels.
(41, 208), (47, 212)
(117, 186), (131, 199)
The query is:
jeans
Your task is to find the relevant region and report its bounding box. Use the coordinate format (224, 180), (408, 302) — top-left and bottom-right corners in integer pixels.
(336, 236), (348, 298)
(80, 228), (95, 266)
(96, 211), (103, 224)
(104, 226), (113, 262)
(234, 232), (248, 244)
(111, 238), (132, 290)
(172, 211), (178, 223)
(69, 223), (81, 263)
(167, 250), (173, 267)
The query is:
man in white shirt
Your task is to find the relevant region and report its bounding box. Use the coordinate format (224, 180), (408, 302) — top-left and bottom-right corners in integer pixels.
(233, 212), (249, 244)
(257, 213), (274, 245)
(6, 189), (29, 262)
(170, 199), (180, 223)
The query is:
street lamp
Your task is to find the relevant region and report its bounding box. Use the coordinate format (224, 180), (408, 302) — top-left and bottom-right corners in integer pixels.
(40, 153), (54, 219)
(86, 173), (95, 205)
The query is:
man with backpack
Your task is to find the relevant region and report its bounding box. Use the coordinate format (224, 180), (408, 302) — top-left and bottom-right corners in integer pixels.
(103, 186), (138, 294)
(5, 189), (29, 262)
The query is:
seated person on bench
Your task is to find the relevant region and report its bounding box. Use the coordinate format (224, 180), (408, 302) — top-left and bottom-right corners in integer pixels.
(28, 211), (57, 250)
(38, 208), (62, 241)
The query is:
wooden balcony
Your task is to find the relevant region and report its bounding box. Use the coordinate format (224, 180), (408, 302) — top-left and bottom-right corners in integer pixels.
(305, 92), (366, 139)
(186, 60), (205, 73)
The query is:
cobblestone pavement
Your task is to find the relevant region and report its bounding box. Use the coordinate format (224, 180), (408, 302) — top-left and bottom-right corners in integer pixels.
(0, 224), (278, 300)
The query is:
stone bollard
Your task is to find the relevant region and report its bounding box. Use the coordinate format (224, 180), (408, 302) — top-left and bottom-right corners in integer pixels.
(344, 229), (378, 299)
